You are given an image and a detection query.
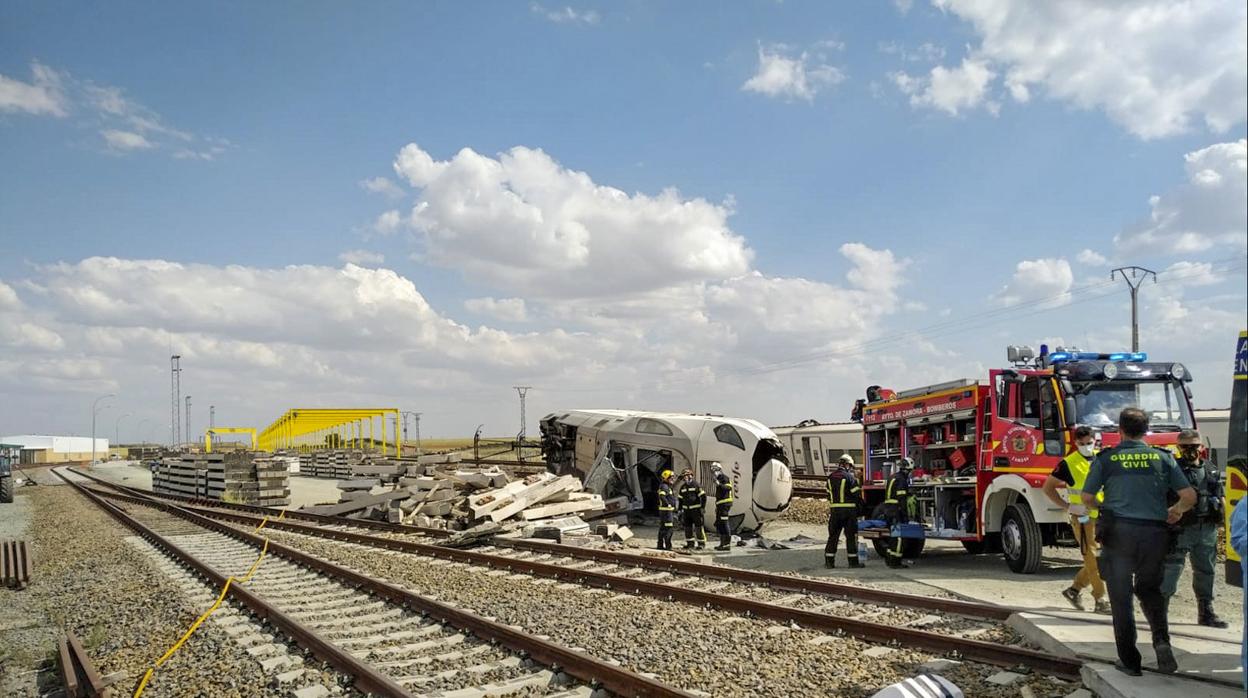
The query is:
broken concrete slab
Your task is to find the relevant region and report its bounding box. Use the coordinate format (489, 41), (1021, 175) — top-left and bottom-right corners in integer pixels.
(519, 495), (604, 521)
(488, 475), (581, 522)
(302, 490), (410, 516)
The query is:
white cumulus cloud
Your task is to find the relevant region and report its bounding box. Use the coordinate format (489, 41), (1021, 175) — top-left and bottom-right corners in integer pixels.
(1076, 249), (1109, 267)
(391, 143), (753, 297)
(891, 56), (997, 116)
(1115, 139), (1247, 254)
(465, 297), (529, 322)
(0, 61), (67, 116)
(360, 177), (406, 200)
(993, 258), (1074, 307)
(928, 0), (1247, 138)
(742, 44), (846, 102)
(101, 129), (154, 151)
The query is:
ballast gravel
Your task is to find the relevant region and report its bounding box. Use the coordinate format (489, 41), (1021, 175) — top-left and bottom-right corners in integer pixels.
(254, 527), (1082, 698)
(0, 485), (344, 697)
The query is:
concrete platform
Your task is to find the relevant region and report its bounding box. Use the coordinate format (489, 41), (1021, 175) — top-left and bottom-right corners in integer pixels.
(1010, 611), (1243, 695)
(1080, 662), (1244, 698)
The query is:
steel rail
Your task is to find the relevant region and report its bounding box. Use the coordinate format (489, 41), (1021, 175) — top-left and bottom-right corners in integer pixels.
(86, 484), (1082, 681)
(58, 632), (109, 697)
(2, 539), (31, 589)
(57, 471), (414, 697)
(65, 473), (692, 698)
(75, 468), (1007, 619)
(492, 537), (1013, 621)
(68, 468), (451, 538)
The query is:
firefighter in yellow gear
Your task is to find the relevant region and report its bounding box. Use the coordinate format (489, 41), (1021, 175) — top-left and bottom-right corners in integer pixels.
(711, 462), (734, 550)
(882, 457), (914, 568)
(656, 469), (677, 550)
(825, 454), (864, 568)
(677, 468), (708, 550)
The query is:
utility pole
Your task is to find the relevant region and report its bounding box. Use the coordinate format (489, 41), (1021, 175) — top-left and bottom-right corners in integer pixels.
(414, 413), (422, 457)
(185, 395), (192, 452)
(401, 411), (423, 457)
(170, 355), (182, 447)
(210, 405), (216, 448)
(91, 393), (114, 466)
(513, 386), (531, 463)
(115, 412), (132, 448)
(1110, 266), (1157, 351)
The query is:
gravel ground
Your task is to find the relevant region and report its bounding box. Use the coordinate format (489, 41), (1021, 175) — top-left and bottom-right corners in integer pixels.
(251, 527), (1083, 697)
(0, 486), (333, 697)
(776, 496), (832, 526)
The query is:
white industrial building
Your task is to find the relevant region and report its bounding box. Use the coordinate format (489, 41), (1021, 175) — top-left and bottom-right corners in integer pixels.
(0, 435), (110, 464)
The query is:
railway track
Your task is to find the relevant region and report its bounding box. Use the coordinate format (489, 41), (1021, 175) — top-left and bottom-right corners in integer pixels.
(73, 469), (1083, 682)
(57, 469), (690, 698)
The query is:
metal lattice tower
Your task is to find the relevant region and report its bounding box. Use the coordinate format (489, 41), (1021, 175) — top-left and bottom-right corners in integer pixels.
(185, 395), (192, 451)
(170, 355), (182, 447)
(210, 405), (216, 447)
(1110, 266), (1157, 351)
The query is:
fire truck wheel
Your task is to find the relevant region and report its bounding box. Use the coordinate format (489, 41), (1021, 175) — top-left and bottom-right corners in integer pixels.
(1001, 503), (1042, 574)
(0, 475), (12, 504)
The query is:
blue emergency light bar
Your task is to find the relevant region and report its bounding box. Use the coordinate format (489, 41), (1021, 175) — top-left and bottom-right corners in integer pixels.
(1048, 351), (1147, 364)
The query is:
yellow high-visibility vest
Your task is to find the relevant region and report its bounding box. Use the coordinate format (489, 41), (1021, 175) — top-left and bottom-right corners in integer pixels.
(1065, 450), (1104, 519)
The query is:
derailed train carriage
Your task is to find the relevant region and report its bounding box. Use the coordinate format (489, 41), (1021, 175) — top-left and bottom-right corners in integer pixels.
(540, 410), (793, 532)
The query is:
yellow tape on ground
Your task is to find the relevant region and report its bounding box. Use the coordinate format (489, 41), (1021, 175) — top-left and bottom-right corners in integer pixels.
(133, 517), (271, 697)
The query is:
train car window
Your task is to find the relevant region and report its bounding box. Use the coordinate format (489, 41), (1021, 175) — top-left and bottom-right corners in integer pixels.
(594, 418), (610, 427)
(635, 418), (673, 436)
(995, 376), (1012, 420)
(714, 424), (745, 450)
(1019, 377), (1042, 427)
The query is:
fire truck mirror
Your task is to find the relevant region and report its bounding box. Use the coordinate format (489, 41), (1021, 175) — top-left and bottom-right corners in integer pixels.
(1044, 438), (1064, 456)
(1063, 396), (1078, 426)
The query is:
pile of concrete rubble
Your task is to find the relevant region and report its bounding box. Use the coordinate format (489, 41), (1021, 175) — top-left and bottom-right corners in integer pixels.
(302, 453), (631, 540)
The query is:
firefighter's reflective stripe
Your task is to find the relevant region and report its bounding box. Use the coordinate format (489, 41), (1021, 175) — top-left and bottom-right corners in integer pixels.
(827, 476), (860, 508)
(679, 484), (705, 509)
(657, 484), (677, 511)
(884, 478), (907, 505)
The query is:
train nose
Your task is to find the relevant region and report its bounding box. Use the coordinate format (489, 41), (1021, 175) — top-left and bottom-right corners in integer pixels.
(752, 458), (792, 513)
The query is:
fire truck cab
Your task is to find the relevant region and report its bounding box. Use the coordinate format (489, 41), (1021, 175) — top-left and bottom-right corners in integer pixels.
(855, 346), (1196, 573)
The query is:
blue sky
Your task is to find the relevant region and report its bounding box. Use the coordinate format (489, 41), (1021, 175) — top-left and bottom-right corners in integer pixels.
(1, 1), (1245, 442)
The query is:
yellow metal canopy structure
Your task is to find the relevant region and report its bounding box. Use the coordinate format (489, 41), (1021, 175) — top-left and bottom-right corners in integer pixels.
(204, 427), (257, 453)
(258, 408), (400, 456)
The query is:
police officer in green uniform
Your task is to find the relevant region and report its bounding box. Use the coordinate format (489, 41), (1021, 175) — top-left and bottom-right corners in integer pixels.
(1082, 407), (1197, 677)
(1161, 430), (1228, 628)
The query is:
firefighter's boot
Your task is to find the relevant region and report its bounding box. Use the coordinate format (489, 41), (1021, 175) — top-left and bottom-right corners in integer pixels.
(1198, 601), (1228, 629)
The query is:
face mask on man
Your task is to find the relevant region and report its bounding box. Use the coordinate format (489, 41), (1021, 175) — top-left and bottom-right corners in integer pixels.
(1178, 446), (1201, 463)
(1077, 443), (1095, 458)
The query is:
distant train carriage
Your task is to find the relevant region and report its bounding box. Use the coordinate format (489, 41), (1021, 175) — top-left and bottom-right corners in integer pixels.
(771, 420), (863, 476)
(540, 410), (792, 532)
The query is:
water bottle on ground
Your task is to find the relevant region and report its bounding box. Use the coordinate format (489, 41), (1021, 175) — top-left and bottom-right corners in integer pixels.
(858, 540), (869, 561)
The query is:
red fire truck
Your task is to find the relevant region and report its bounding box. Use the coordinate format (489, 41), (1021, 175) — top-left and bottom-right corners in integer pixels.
(852, 345), (1197, 573)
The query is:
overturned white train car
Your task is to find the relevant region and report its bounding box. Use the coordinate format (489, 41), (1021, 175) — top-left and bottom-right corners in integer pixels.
(539, 410), (793, 532)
